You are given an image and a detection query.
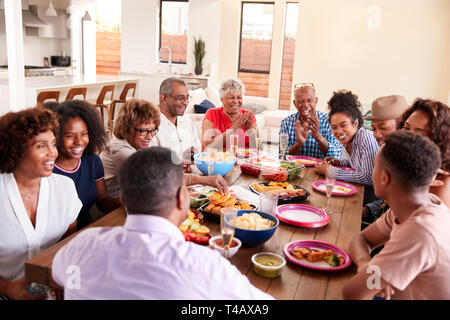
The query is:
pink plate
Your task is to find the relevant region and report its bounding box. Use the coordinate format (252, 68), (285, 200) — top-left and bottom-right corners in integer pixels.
(311, 180), (358, 196)
(284, 240), (352, 271)
(275, 204), (329, 228)
(285, 155), (322, 166)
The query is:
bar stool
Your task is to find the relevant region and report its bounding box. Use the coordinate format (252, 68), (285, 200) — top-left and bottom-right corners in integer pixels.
(110, 82), (136, 125)
(65, 87), (87, 101)
(37, 91), (60, 104)
(92, 85), (115, 135)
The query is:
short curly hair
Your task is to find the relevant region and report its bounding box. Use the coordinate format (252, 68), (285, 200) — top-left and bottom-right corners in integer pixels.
(219, 78), (246, 99)
(46, 100), (108, 155)
(0, 106), (59, 173)
(381, 131), (441, 190)
(327, 90), (364, 129)
(113, 99), (160, 140)
(398, 98), (450, 172)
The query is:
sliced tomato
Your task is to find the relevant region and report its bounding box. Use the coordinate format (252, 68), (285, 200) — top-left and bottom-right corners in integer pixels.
(182, 230), (211, 245)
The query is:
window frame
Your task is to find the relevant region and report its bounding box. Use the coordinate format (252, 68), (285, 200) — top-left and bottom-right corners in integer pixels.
(159, 0), (189, 65)
(238, 1), (275, 75)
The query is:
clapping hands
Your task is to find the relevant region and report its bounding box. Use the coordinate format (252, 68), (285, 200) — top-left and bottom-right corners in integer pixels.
(231, 112), (253, 131)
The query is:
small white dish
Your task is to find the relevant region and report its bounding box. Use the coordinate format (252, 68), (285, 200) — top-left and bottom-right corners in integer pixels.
(209, 235), (242, 258)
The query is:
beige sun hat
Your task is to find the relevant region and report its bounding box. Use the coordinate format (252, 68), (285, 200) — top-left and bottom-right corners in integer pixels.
(364, 95), (409, 121)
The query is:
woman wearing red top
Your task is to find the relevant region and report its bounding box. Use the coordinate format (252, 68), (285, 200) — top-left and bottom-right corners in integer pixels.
(202, 78), (257, 151)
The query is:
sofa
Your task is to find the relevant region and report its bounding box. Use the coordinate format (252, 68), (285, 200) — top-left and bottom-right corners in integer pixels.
(186, 85), (296, 145)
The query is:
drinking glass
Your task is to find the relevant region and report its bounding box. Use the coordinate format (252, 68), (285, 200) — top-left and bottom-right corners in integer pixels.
(220, 207), (238, 259)
(206, 148), (216, 176)
(323, 165), (338, 214)
(229, 134), (238, 157)
(256, 137), (263, 158)
(279, 134), (289, 160)
(259, 191), (278, 216)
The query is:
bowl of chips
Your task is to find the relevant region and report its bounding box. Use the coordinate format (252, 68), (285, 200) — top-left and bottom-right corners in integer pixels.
(229, 210), (279, 247)
(194, 151), (236, 176)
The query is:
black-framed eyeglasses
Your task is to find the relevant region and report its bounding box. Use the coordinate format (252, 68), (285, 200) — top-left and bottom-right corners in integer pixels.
(167, 94), (191, 103)
(134, 127), (159, 137)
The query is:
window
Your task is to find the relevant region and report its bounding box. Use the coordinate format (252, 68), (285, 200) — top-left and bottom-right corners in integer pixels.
(279, 2), (299, 110)
(159, 0), (189, 64)
(238, 2), (275, 97)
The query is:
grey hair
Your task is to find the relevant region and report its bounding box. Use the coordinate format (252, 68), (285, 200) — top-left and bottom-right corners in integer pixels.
(159, 77), (187, 96)
(219, 78), (245, 98)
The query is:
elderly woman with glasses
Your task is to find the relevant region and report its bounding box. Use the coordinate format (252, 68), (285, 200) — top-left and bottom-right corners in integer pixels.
(100, 99), (161, 198)
(202, 78), (258, 151)
(100, 99), (228, 196)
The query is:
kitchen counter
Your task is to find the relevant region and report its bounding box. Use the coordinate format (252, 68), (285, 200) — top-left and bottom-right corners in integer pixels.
(0, 75), (140, 115)
(0, 74), (140, 90)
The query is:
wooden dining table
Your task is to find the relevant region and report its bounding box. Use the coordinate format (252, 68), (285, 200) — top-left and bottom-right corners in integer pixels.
(25, 163), (363, 300)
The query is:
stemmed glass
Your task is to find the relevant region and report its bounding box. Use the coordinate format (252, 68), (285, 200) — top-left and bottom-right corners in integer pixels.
(220, 207), (238, 259)
(229, 134), (238, 157)
(256, 137), (263, 159)
(279, 133), (289, 160)
(324, 165), (338, 214)
(206, 148), (216, 176)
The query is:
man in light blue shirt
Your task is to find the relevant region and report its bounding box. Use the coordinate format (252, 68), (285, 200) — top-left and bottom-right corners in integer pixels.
(52, 147), (273, 300)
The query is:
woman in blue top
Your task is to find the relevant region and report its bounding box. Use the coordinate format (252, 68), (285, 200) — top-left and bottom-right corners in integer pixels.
(47, 100), (121, 229)
(315, 90), (379, 204)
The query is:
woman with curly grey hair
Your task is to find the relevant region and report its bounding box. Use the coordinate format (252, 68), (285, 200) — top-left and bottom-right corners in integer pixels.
(202, 78), (258, 151)
(0, 106), (82, 300)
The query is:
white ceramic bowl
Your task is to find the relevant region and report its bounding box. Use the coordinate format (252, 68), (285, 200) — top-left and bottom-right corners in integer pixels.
(209, 235), (242, 258)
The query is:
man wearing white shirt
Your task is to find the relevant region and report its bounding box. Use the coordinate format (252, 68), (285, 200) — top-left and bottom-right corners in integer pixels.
(52, 147), (273, 300)
(151, 78), (201, 165)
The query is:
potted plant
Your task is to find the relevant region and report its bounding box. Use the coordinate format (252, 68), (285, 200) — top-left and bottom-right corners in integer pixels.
(193, 36), (206, 75)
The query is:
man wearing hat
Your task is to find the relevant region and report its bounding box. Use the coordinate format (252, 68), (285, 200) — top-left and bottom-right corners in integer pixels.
(364, 95), (409, 147)
(362, 95), (409, 226)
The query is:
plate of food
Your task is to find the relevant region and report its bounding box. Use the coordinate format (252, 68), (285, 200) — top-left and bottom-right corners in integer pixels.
(179, 210), (211, 245)
(275, 204), (329, 228)
(311, 180), (358, 196)
(249, 181), (310, 204)
(285, 155), (322, 166)
(198, 191), (257, 222)
(284, 240), (352, 271)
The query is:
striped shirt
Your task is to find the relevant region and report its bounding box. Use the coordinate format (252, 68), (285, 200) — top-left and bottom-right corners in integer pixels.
(279, 111), (342, 159)
(337, 127), (379, 203)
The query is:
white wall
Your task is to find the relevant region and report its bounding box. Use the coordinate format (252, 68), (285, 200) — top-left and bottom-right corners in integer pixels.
(218, 0), (450, 111)
(290, 0), (450, 111)
(121, 0), (222, 85)
(69, 0), (96, 77)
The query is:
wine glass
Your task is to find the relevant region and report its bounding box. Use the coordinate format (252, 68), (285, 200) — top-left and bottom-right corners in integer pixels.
(323, 165), (338, 214)
(220, 207), (238, 259)
(229, 134), (238, 157)
(279, 133), (289, 160)
(256, 137), (263, 159)
(206, 148), (216, 176)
